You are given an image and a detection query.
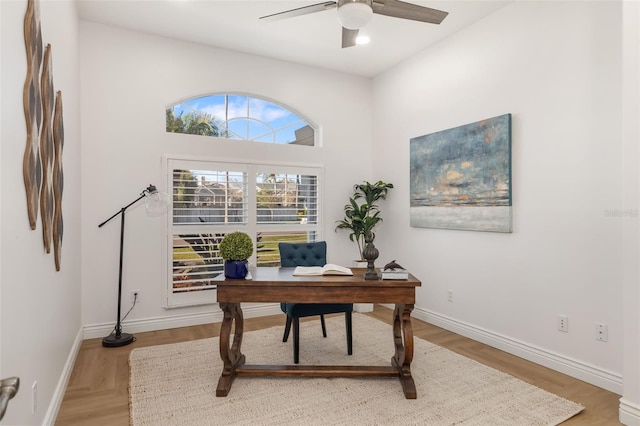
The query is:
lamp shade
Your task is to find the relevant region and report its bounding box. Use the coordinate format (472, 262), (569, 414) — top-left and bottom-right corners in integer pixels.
(337, 1), (373, 30)
(145, 188), (171, 217)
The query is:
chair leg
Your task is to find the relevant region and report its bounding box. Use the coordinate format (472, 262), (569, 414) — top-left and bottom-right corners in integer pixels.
(320, 314), (327, 337)
(293, 317), (300, 364)
(345, 311), (353, 355)
(283, 315), (292, 342)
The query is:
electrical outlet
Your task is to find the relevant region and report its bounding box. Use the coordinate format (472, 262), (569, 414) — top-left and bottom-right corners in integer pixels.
(447, 289), (454, 303)
(32, 381), (37, 414)
(557, 315), (568, 332)
(596, 322), (608, 342)
(131, 290), (141, 304)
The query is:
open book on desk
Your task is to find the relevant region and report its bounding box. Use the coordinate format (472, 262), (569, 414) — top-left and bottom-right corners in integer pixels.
(292, 264), (353, 276)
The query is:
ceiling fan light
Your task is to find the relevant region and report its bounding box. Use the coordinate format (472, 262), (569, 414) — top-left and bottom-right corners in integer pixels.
(338, 2), (373, 30)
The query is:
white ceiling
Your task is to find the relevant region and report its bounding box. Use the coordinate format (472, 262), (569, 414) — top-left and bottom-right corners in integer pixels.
(76, 0), (511, 78)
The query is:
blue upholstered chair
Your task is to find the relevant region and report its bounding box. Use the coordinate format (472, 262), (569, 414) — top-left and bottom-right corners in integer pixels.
(278, 242), (353, 364)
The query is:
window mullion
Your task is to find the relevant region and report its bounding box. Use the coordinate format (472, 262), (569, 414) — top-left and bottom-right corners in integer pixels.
(247, 166), (258, 265)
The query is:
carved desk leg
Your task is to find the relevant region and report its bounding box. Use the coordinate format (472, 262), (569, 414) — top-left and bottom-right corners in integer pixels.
(391, 303), (416, 399)
(216, 302), (245, 397)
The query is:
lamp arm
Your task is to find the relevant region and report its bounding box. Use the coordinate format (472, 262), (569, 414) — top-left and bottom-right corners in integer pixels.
(97, 185), (156, 228)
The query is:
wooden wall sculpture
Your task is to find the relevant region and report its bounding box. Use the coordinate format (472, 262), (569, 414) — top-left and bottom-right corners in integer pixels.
(53, 91), (65, 271)
(40, 43), (55, 253)
(23, 0), (43, 231)
(23, 0), (65, 270)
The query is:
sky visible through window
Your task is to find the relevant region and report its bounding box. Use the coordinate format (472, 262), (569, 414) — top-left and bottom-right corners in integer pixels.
(171, 94), (309, 144)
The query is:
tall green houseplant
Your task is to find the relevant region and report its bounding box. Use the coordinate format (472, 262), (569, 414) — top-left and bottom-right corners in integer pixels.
(335, 180), (394, 261)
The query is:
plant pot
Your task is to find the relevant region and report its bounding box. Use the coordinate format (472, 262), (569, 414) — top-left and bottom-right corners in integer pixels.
(224, 259), (249, 279)
(353, 260), (368, 268)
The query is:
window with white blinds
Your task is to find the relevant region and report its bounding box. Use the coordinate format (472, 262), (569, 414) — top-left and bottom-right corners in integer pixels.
(165, 158), (322, 307)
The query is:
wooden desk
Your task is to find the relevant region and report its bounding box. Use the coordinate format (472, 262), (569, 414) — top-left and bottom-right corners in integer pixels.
(214, 267), (422, 399)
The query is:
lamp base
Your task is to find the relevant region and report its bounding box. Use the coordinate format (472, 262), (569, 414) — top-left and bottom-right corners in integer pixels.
(102, 332), (135, 348)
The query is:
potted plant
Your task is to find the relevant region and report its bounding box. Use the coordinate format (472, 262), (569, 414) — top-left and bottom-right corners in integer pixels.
(219, 231), (254, 279)
(335, 180), (393, 270)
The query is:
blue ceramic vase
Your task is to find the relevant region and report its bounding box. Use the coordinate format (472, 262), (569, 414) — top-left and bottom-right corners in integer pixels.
(224, 259), (249, 279)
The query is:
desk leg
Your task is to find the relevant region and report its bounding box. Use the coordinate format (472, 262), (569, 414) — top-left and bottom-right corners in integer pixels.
(216, 302), (245, 397)
(391, 303), (416, 399)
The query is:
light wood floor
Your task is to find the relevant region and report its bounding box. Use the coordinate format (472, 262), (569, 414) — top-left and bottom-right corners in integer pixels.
(55, 305), (622, 425)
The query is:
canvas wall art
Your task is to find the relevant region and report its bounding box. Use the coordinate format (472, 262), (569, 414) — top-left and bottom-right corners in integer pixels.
(410, 114), (512, 232)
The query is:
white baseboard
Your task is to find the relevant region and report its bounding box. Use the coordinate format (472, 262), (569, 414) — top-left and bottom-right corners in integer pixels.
(82, 303), (283, 340)
(410, 307), (623, 395)
(620, 398), (640, 425)
(44, 326), (84, 426)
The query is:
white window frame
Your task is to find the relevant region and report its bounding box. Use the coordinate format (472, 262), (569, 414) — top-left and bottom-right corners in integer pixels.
(162, 155), (324, 308)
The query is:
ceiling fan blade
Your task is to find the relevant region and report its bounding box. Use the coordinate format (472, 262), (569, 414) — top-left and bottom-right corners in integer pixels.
(372, 0), (448, 24)
(260, 1), (337, 22)
(342, 27), (359, 48)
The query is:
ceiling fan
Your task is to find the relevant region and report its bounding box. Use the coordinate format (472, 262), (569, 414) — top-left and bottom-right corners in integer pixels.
(259, 0), (448, 49)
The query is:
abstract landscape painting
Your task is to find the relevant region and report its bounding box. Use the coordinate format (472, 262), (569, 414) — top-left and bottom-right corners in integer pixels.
(410, 114), (512, 232)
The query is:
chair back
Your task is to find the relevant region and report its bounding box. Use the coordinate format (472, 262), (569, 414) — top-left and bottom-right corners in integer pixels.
(279, 242), (327, 267)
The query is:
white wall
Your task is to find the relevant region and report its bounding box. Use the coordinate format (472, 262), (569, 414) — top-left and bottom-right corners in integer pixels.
(0, 0), (82, 424)
(373, 1), (624, 393)
(621, 1), (640, 424)
(79, 23), (374, 332)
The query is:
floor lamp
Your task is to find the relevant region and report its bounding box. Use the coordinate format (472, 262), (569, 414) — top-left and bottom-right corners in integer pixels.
(98, 184), (170, 348)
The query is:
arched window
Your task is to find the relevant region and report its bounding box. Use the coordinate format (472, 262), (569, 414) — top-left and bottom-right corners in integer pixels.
(166, 94), (316, 146)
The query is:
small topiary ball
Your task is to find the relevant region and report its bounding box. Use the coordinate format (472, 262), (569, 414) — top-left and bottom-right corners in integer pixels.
(219, 232), (254, 261)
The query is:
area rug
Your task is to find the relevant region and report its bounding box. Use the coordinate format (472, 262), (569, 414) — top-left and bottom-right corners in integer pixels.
(129, 314), (583, 425)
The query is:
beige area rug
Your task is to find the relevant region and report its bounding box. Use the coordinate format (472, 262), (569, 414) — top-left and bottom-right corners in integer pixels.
(129, 314), (583, 425)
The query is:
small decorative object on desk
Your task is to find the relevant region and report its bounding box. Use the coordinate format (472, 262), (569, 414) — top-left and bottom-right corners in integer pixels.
(381, 260), (409, 280)
(219, 231), (254, 279)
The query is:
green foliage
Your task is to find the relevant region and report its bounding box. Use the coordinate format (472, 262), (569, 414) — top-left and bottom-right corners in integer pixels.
(219, 232), (254, 261)
(335, 180), (393, 260)
(166, 108), (221, 136)
(172, 169), (198, 210)
(166, 108), (182, 133)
